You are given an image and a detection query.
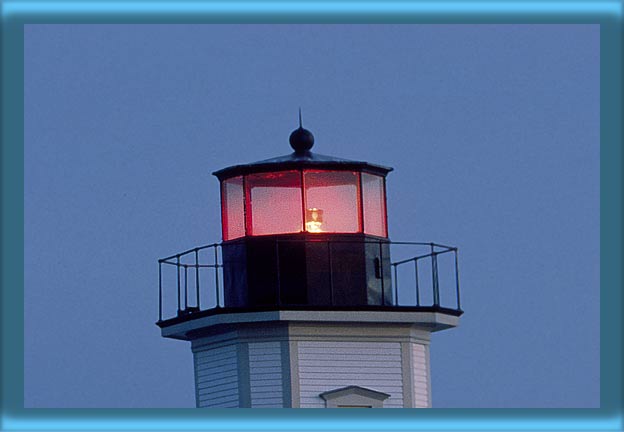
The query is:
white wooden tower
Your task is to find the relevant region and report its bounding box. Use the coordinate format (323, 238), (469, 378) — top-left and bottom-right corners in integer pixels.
(157, 121), (462, 408)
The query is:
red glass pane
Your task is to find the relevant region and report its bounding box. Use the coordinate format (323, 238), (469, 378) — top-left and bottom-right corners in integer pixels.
(362, 173), (387, 237)
(222, 176), (245, 240)
(246, 171), (303, 236)
(304, 171), (361, 233)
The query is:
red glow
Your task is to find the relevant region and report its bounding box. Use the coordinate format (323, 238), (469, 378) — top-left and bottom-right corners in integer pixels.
(220, 169), (388, 240)
(246, 171), (302, 236)
(304, 171), (360, 233)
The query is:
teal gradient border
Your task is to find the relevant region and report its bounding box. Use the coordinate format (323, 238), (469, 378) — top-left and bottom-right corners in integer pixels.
(1, 1), (622, 430)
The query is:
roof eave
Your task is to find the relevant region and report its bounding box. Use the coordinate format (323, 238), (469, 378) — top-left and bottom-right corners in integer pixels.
(212, 154), (393, 180)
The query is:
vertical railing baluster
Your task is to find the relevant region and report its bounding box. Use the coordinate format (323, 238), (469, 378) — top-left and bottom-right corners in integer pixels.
(214, 245), (220, 308)
(454, 248), (461, 311)
(184, 264), (188, 310)
(176, 255), (181, 314)
(434, 254), (440, 306)
(393, 264), (398, 306)
(158, 261), (163, 322)
(195, 249), (200, 310)
(431, 243), (440, 306)
(414, 258), (420, 306)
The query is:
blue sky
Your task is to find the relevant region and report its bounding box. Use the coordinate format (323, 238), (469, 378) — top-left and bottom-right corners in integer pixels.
(24, 24), (599, 408)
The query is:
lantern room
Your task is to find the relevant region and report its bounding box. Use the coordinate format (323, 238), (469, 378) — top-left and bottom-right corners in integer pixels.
(219, 165), (389, 239)
(213, 121), (394, 308)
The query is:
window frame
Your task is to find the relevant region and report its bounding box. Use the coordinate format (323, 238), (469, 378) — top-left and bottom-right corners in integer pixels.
(220, 169), (389, 241)
(319, 385), (390, 409)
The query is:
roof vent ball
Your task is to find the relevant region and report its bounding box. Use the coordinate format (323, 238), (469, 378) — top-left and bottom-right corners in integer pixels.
(289, 109), (314, 153)
(289, 126), (314, 153)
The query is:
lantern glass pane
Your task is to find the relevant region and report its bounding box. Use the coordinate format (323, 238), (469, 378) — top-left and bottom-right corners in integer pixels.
(222, 176), (245, 240)
(362, 173), (387, 237)
(246, 171), (303, 236)
(304, 171), (361, 233)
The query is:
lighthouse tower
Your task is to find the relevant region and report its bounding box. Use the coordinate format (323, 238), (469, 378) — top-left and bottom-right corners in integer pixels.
(157, 119), (462, 408)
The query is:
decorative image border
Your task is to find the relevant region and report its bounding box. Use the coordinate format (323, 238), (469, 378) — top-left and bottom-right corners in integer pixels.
(1, 1), (621, 431)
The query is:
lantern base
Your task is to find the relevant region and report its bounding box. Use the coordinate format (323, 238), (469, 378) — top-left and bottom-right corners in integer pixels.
(221, 233), (393, 308)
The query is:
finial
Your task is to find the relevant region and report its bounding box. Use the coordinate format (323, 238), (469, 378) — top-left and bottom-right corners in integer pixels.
(289, 109), (314, 153)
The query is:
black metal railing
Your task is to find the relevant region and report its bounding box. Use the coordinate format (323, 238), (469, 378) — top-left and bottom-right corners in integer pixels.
(157, 240), (461, 323)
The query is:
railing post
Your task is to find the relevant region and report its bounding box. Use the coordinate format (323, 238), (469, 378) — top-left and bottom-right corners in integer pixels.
(184, 265), (188, 310)
(430, 243), (440, 307)
(158, 261), (163, 322)
(195, 249), (200, 310)
(379, 241), (385, 306)
(414, 258), (420, 306)
(435, 256), (440, 307)
(392, 264), (398, 305)
(454, 248), (461, 311)
(214, 245), (220, 308)
(176, 255), (181, 314)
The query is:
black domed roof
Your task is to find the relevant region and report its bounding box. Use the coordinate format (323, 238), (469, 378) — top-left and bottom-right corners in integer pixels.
(212, 115), (393, 180)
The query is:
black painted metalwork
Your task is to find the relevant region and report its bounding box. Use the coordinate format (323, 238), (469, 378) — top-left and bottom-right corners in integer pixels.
(194, 249), (200, 309)
(184, 265), (188, 310)
(454, 249), (461, 311)
(327, 241), (334, 305)
(378, 241), (386, 305)
(157, 239), (462, 324)
(275, 240), (281, 307)
(213, 150), (392, 180)
(158, 261), (162, 321)
(414, 259), (420, 306)
(289, 125), (315, 154)
(176, 255), (180, 315)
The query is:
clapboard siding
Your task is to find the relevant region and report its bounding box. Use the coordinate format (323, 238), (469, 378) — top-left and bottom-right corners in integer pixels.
(194, 344), (239, 408)
(412, 343), (430, 408)
(249, 342), (283, 408)
(298, 341), (404, 408)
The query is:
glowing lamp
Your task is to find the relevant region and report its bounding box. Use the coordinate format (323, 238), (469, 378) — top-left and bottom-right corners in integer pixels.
(305, 208), (324, 232)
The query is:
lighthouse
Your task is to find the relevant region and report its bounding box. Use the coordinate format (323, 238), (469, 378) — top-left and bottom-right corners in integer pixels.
(156, 118), (463, 408)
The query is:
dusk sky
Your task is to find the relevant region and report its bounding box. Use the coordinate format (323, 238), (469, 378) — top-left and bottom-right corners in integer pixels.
(24, 24), (599, 408)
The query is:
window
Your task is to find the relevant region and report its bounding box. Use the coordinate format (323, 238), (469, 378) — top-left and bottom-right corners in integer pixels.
(303, 170), (361, 233)
(362, 173), (388, 237)
(319, 385), (390, 409)
(221, 176), (245, 240)
(246, 171), (303, 236)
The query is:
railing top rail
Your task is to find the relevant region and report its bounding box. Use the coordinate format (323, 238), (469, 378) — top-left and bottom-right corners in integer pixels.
(159, 262), (221, 268)
(159, 243), (220, 263)
(159, 239), (456, 263)
(393, 241), (457, 251)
